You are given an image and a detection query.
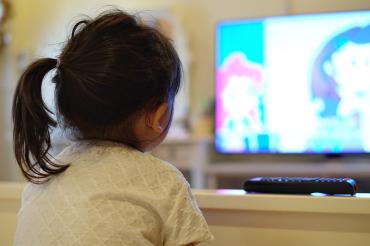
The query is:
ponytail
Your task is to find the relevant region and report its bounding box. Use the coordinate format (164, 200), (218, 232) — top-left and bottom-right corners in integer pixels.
(12, 58), (68, 183)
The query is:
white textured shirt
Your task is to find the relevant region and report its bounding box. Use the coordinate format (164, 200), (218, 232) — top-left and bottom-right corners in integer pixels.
(14, 140), (213, 245)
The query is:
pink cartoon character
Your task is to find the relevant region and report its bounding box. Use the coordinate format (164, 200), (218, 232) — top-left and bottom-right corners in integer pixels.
(216, 52), (266, 152)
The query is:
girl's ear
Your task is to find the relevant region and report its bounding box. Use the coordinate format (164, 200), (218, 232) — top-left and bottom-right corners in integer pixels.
(147, 103), (169, 133)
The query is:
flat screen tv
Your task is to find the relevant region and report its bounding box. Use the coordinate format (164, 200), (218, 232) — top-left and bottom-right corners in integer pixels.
(215, 10), (370, 154)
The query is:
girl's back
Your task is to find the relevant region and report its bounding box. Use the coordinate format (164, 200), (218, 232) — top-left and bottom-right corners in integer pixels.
(15, 141), (212, 245)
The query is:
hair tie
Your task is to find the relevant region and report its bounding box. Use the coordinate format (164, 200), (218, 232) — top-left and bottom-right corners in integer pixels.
(56, 58), (61, 68)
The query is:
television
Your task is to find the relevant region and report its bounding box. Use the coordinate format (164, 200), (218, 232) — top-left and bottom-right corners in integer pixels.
(215, 10), (370, 154)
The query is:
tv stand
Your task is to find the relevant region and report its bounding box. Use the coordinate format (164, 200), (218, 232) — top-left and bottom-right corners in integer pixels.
(206, 162), (370, 189)
(194, 189), (370, 246)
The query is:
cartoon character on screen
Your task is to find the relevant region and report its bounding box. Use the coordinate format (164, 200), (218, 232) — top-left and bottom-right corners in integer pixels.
(216, 52), (267, 152)
(311, 24), (370, 152)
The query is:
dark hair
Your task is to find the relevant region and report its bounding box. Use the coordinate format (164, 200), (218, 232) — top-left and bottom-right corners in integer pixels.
(12, 10), (182, 183)
(311, 24), (370, 117)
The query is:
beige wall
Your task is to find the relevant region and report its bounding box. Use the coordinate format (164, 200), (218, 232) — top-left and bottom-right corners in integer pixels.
(1, 0), (370, 181)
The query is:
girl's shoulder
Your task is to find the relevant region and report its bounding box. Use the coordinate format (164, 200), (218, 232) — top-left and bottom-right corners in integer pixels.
(56, 139), (188, 191)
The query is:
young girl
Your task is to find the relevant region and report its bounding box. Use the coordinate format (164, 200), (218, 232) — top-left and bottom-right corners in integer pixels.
(12, 10), (213, 246)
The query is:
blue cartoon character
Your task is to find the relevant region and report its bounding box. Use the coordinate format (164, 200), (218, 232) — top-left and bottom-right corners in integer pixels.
(311, 24), (370, 152)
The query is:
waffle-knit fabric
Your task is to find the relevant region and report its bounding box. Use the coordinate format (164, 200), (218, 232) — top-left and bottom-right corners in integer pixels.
(14, 140), (213, 245)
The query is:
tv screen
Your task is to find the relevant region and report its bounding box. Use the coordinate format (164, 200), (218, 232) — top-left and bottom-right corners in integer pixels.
(215, 10), (370, 154)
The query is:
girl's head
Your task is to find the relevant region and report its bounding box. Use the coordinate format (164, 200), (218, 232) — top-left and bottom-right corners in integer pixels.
(12, 10), (182, 183)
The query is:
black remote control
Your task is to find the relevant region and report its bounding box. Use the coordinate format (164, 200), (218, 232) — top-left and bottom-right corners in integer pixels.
(243, 177), (357, 195)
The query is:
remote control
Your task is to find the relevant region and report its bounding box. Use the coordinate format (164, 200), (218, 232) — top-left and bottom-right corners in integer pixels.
(243, 177), (357, 195)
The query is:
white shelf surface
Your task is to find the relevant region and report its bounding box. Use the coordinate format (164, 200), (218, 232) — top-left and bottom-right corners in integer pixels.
(194, 189), (370, 214)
